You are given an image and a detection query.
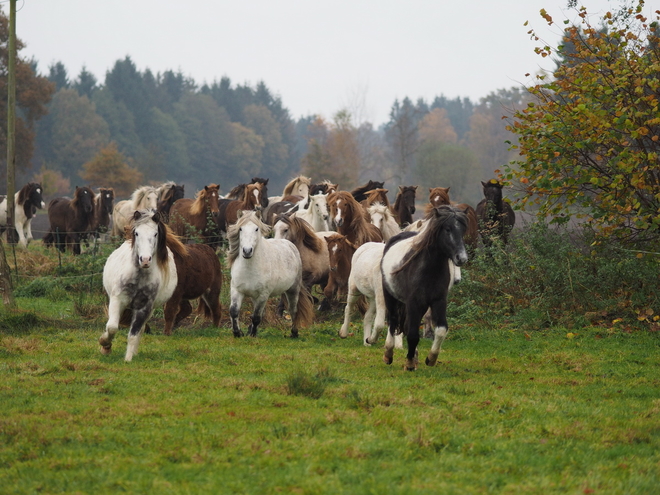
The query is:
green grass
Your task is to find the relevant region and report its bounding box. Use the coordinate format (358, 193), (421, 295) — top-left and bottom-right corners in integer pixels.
(1, 307), (659, 494)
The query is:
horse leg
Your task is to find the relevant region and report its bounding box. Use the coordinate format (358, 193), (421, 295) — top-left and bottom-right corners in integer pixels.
(382, 288), (400, 365)
(248, 296), (268, 338)
(15, 218), (27, 248)
(362, 297), (377, 346)
(163, 294), (182, 336)
(366, 282), (387, 346)
(276, 295), (285, 317)
(283, 290), (299, 338)
(229, 288), (244, 337)
(339, 284), (359, 339)
(201, 291), (222, 327)
(174, 300), (193, 328)
(425, 295), (449, 367)
(404, 303), (425, 371)
(99, 296), (122, 355)
(125, 303), (153, 362)
(422, 308), (434, 339)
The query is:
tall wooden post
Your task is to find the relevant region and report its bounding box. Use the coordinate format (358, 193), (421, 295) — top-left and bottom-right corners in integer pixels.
(1, 0), (17, 306)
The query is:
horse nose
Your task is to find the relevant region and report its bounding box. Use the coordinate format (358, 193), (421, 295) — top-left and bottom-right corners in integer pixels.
(454, 251), (468, 267)
(330, 266), (337, 272)
(139, 255), (152, 267)
(410, 206), (416, 214)
(242, 247), (253, 258)
(335, 218), (344, 227)
(40, 201), (46, 209)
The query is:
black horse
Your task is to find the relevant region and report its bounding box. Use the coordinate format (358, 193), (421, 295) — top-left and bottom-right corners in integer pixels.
(381, 205), (468, 371)
(475, 180), (515, 247)
(43, 186), (96, 255)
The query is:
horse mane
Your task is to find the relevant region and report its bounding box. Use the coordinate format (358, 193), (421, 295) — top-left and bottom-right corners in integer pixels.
(226, 211), (271, 267)
(190, 184), (220, 217)
(282, 175), (311, 197)
(158, 181), (176, 201)
(351, 180), (384, 201)
(364, 188), (390, 206)
(70, 186), (95, 212)
(393, 205), (467, 275)
(394, 185), (416, 210)
(287, 215), (324, 253)
(16, 183), (36, 206)
(226, 183), (247, 200)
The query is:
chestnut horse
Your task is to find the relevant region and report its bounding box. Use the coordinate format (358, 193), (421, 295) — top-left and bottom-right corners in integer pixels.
(327, 191), (382, 246)
(351, 180), (385, 203)
(427, 187), (478, 252)
(323, 233), (359, 303)
(226, 177), (269, 209)
(43, 186), (96, 255)
(169, 184), (222, 246)
(216, 182), (263, 234)
(391, 185), (418, 227)
(163, 243), (223, 335)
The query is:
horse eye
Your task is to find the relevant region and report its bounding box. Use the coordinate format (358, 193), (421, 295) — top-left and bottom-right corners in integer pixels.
(134, 231), (138, 237)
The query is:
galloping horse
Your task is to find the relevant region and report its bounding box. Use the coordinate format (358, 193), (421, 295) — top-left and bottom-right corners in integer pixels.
(327, 191), (382, 245)
(99, 210), (185, 361)
(475, 180), (516, 247)
(226, 177), (269, 209)
(0, 182), (46, 247)
(381, 206), (468, 371)
(391, 185), (417, 227)
(323, 233), (359, 303)
(156, 182), (185, 221)
(227, 211), (314, 338)
(163, 243), (223, 336)
(43, 186), (96, 255)
(216, 182), (263, 233)
(112, 186), (159, 237)
(427, 186), (478, 252)
(169, 184), (221, 246)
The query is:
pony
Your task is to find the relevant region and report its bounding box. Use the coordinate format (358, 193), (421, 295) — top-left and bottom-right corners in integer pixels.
(309, 180), (338, 197)
(227, 211), (314, 338)
(263, 200), (297, 226)
(381, 205), (468, 371)
(43, 186), (96, 255)
(0, 182), (46, 248)
(361, 188), (390, 209)
(273, 214), (331, 310)
(91, 188), (115, 237)
(99, 210), (186, 361)
(111, 186), (159, 237)
(225, 177), (269, 209)
(475, 180), (516, 247)
(169, 184), (222, 246)
(427, 186), (478, 252)
(156, 182), (185, 221)
(327, 191), (383, 245)
(367, 202), (401, 241)
(338, 242), (402, 349)
(269, 175), (311, 204)
(216, 182), (263, 233)
(163, 243), (223, 335)
(391, 185), (418, 227)
(323, 233), (359, 303)
(292, 193), (330, 232)
(350, 180), (385, 203)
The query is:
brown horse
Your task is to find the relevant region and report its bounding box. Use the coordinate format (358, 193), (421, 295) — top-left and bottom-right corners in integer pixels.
(327, 191), (383, 246)
(226, 177), (269, 209)
(169, 184), (222, 246)
(427, 187), (478, 253)
(475, 180), (516, 247)
(310, 180), (338, 196)
(216, 182), (263, 233)
(92, 188), (115, 235)
(163, 243), (223, 335)
(391, 185), (418, 227)
(43, 186), (96, 255)
(323, 233), (359, 303)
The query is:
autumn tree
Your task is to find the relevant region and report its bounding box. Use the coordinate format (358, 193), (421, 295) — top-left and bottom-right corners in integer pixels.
(32, 166), (70, 198)
(505, 1), (660, 244)
(79, 142), (142, 196)
(385, 97), (427, 183)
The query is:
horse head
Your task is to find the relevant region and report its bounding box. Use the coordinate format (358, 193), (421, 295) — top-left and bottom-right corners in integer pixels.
(245, 183), (263, 212)
(428, 187), (451, 207)
(24, 183), (46, 210)
(328, 191), (357, 228)
(251, 177), (269, 209)
(432, 205), (469, 267)
(131, 210), (165, 269)
(399, 185), (418, 215)
(310, 194), (329, 223)
(73, 186), (95, 214)
(204, 184), (221, 220)
(367, 203), (388, 232)
(232, 211), (269, 260)
(98, 188), (115, 215)
(481, 179), (504, 204)
(324, 233), (357, 274)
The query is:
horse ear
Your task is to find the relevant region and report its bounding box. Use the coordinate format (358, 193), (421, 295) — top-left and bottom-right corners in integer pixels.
(413, 186), (418, 191)
(254, 209), (263, 221)
(205, 185), (209, 192)
(237, 209), (244, 219)
(445, 187), (450, 193)
(133, 210), (142, 221)
(152, 211), (161, 223)
(399, 186), (404, 193)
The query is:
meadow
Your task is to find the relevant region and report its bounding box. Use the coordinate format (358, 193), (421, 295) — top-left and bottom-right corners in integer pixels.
(0, 234), (659, 494)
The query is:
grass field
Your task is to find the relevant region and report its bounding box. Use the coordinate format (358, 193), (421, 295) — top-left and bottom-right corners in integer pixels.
(1, 299), (659, 494)
(0, 239), (659, 494)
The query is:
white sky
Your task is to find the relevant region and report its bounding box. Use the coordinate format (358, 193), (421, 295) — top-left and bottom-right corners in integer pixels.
(15, 0), (659, 126)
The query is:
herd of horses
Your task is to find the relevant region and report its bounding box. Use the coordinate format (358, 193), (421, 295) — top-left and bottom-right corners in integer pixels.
(1, 176), (515, 370)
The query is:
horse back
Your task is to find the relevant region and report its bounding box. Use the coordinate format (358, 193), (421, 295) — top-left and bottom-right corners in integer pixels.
(173, 243), (222, 300)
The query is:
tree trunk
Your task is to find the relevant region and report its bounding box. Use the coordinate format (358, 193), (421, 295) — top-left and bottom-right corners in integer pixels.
(0, 237), (14, 307)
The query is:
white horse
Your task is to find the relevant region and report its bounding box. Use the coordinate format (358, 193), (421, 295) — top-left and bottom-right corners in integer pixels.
(367, 202), (401, 241)
(111, 186), (159, 237)
(99, 210), (185, 362)
(268, 175), (311, 205)
(339, 242), (403, 348)
(0, 182), (46, 248)
(292, 193), (331, 232)
(227, 211), (314, 338)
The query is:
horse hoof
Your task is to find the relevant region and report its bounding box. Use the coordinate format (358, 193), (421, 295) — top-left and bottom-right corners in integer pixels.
(426, 354), (438, 367)
(383, 355), (393, 365)
(404, 358), (418, 371)
(289, 331), (299, 339)
(233, 331), (243, 338)
(99, 345), (112, 355)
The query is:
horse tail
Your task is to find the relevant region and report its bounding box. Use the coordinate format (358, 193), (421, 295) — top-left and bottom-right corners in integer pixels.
(197, 297), (212, 318)
(293, 282), (315, 329)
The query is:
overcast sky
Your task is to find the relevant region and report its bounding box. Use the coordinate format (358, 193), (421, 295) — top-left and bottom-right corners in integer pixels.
(16, 0), (658, 126)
